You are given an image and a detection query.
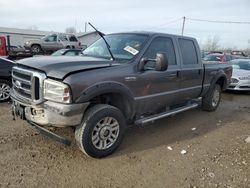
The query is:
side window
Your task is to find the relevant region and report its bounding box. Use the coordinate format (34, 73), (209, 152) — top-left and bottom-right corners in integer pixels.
(178, 39), (198, 65)
(64, 51), (77, 56)
(69, 35), (78, 42)
(59, 35), (68, 41)
(143, 37), (176, 68)
(45, 35), (57, 42)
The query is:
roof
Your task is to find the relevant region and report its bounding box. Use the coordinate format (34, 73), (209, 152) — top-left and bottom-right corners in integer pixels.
(107, 31), (195, 40)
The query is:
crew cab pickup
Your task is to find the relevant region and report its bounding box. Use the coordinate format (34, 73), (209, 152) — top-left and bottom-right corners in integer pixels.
(10, 32), (232, 158)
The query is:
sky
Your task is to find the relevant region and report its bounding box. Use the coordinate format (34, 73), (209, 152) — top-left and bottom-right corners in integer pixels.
(0, 0), (250, 49)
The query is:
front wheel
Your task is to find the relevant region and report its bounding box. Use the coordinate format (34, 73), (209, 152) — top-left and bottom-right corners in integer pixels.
(75, 104), (126, 158)
(0, 79), (11, 102)
(31, 44), (42, 54)
(202, 84), (222, 112)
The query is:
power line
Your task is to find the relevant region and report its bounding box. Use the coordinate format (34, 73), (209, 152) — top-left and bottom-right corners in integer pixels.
(145, 18), (182, 30)
(186, 17), (250, 24)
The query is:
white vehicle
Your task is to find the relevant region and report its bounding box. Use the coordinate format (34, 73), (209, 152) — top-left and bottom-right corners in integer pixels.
(228, 59), (250, 91)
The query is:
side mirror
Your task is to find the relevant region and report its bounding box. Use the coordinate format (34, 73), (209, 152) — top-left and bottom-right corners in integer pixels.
(138, 58), (148, 72)
(155, 53), (168, 71)
(138, 52), (168, 72)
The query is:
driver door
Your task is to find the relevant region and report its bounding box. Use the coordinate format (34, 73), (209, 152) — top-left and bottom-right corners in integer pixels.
(134, 36), (181, 113)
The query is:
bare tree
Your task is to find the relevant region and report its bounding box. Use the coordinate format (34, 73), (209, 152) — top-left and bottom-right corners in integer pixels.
(202, 35), (220, 51)
(65, 27), (76, 34)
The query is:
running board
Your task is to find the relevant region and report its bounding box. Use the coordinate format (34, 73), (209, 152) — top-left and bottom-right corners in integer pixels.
(135, 103), (199, 125)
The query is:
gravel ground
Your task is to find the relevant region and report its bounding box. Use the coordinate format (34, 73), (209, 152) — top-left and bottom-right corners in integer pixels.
(0, 91), (249, 188)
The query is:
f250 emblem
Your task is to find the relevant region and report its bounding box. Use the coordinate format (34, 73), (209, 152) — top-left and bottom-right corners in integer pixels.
(125, 76), (137, 81)
(15, 80), (21, 89)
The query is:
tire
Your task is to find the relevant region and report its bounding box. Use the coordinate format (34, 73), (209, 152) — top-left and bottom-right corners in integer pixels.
(202, 84), (222, 112)
(66, 46), (71, 49)
(31, 44), (42, 54)
(0, 79), (11, 102)
(75, 104), (126, 158)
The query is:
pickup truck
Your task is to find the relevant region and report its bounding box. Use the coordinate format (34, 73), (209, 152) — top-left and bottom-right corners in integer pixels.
(24, 33), (81, 54)
(10, 32), (232, 158)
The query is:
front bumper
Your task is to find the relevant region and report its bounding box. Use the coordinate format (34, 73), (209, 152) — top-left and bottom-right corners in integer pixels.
(10, 92), (89, 127)
(228, 79), (250, 91)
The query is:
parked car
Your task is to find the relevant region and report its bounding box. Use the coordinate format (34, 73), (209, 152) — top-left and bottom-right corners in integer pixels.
(231, 50), (247, 57)
(228, 59), (250, 91)
(0, 57), (14, 102)
(10, 32), (232, 158)
(24, 33), (81, 54)
(51, 49), (82, 56)
(203, 53), (233, 63)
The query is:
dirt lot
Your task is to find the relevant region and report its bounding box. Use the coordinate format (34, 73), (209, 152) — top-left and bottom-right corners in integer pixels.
(0, 91), (249, 188)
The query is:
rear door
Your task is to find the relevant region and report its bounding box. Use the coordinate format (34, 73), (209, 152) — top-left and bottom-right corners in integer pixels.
(177, 38), (203, 102)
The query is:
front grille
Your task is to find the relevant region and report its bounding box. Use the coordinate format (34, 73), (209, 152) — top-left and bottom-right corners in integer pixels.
(12, 66), (46, 104)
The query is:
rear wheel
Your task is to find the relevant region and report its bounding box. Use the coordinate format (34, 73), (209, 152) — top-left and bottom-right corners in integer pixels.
(75, 104), (126, 158)
(0, 79), (11, 102)
(202, 84), (221, 111)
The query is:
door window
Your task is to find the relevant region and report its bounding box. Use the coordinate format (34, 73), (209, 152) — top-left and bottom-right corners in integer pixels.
(178, 39), (198, 65)
(68, 35), (78, 42)
(143, 37), (176, 69)
(45, 35), (57, 42)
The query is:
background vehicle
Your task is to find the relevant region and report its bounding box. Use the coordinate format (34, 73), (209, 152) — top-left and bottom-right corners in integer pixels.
(10, 32), (232, 158)
(203, 53), (233, 63)
(228, 59), (250, 91)
(24, 33), (81, 54)
(0, 57), (14, 102)
(51, 49), (82, 56)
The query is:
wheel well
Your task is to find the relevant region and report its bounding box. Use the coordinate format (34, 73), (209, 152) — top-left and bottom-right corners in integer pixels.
(31, 44), (41, 47)
(87, 93), (133, 122)
(216, 76), (226, 90)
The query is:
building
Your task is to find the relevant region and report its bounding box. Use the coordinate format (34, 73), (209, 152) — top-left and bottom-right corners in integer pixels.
(0, 27), (101, 48)
(76, 31), (101, 49)
(0, 27), (53, 47)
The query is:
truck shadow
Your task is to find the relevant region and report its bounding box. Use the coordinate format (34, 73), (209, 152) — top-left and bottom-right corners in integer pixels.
(113, 93), (246, 157)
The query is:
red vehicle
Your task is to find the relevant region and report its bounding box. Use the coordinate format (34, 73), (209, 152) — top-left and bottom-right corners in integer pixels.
(0, 36), (7, 56)
(203, 53), (233, 63)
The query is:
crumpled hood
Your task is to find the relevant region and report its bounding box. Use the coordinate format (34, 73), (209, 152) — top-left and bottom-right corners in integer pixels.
(232, 69), (250, 78)
(16, 56), (120, 79)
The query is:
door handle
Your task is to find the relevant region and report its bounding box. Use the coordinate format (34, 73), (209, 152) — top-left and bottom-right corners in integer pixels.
(166, 73), (177, 78)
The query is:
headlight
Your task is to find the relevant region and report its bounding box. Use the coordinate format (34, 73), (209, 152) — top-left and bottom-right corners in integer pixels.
(43, 79), (71, 103)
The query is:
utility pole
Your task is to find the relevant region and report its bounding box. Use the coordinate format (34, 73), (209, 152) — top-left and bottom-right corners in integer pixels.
(84, 22), (87, 32)
(181, 16), (186, 36)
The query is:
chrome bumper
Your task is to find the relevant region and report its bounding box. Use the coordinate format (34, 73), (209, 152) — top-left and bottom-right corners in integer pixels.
(228, 80), (250, 91)
(10, 92), (89, 127)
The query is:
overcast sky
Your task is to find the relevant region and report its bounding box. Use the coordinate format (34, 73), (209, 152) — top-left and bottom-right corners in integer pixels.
(1, 0), (250, 49)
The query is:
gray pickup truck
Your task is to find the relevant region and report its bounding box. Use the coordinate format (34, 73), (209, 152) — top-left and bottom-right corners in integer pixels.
(10, 32), (232, 158)
(24, 33), (80, 54)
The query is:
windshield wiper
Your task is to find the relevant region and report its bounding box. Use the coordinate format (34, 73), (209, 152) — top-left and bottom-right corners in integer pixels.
(88, 22), (115, 61)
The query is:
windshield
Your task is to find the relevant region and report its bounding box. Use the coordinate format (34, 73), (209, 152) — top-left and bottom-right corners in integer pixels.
(51, 49), (67, 56)
(83, 34), (148, 61)
(204, 55), (222, 61)
(231, 60), (250, 71)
